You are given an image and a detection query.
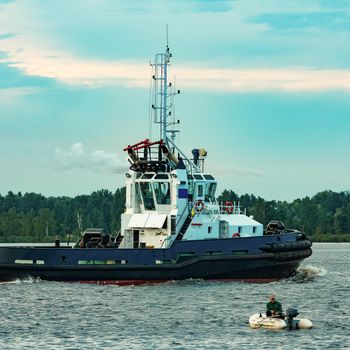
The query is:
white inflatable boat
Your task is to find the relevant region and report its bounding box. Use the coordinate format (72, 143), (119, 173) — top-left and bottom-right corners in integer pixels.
(249, 312), (313, 330)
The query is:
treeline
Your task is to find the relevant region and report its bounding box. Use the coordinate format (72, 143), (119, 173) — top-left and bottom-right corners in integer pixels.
(0, 189), (349, 243)
(0, 189), (125, 243)
(218, 190), (350, 242)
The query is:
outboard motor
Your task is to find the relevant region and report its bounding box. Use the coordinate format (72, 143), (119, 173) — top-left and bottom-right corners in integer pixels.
(286, 308), (299, 330)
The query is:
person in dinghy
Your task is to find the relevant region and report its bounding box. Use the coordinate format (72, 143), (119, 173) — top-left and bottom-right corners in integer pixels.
(266, 294), (284, 319)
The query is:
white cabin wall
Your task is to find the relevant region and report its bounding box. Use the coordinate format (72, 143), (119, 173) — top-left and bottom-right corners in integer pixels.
(139, 228), (168, 248)
(223, 214), (263, 237)
(120, 214), (132, 248)
(125, 178), (132, 211)
(185, 221), (221, 240)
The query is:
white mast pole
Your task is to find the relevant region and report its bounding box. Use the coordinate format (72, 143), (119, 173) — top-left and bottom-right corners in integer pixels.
(162, 25), (169, 143)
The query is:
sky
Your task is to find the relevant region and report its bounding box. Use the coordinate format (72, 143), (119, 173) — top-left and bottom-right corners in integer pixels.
(0, 0), (349, 201)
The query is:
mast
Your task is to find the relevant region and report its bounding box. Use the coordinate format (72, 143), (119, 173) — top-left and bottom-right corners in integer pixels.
(151, 45), (178, 146)
(147, 44), (200, 172)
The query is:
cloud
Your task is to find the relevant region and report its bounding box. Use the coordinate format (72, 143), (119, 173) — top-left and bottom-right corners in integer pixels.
(54, 142), (128, 174)
(0, 87), (43, 95)
(1, 0), (350, 94)
(319, 0), (350, 10)
(178, 66), (350, 92)
(2, 47), (350, 93)
(0, 49), (55, 91)
(189, 0), (234, 13)
(253, 11), (350, 32)
(0, 33), (15, 40)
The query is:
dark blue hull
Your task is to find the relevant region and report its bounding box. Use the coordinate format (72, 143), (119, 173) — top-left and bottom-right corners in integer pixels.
(0, 233), (312, 283)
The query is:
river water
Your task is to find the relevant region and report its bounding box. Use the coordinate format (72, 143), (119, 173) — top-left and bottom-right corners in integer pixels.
(0, 243), (349, 349)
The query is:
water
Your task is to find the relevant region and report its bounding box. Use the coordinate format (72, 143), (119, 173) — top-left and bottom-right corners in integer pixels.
(0, 243), (349, 349)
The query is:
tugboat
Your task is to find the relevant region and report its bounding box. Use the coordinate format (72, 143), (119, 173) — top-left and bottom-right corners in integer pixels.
(0, 44), (312, 284)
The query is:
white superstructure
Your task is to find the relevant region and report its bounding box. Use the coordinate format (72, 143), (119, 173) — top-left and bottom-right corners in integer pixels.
(119, 45), (263, 249)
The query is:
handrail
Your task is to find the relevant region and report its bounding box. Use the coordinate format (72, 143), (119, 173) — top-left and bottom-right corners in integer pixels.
(218, 201), (246, 215)
(161, 202), (191, 248)
(167, 138), (201, 173)
(176, 201), (191, 229)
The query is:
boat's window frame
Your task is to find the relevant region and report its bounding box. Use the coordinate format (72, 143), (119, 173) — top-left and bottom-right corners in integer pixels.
(135, 182), (143, 205)
(155, 174), (169, 180)
(153, 181), (171, 205)
(139, 181), (156, 210)
(141, 173), (155, 179)
(208, 182), (217, 199)
(197, 184), (204, 197)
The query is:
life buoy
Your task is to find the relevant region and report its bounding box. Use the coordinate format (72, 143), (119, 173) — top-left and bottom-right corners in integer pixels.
(194, 200), (205, 213)
(232, 232), (240, 238)
(225, 201), (234, 214)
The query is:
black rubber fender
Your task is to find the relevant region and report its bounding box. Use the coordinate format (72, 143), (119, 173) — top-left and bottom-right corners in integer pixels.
(274, 248), (312, 262)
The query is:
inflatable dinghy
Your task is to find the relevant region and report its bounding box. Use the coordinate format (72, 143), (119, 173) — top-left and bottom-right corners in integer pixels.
(249, 309), (312, 330)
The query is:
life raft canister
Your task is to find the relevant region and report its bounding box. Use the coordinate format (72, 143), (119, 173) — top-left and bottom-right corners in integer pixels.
(224, 201), (234, 214)
(232, 232), (240, 238)
(194, 200), (205, 213)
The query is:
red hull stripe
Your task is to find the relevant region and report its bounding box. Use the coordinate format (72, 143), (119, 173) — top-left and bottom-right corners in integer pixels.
(78, 280), (165, 286)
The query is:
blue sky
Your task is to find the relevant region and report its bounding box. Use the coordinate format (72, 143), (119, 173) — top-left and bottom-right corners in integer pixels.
(0, 0), (349, 201)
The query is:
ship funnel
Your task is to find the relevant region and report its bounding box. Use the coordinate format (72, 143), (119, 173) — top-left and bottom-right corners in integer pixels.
(192, 149), (200, 166)
(161, 145), (179, 165)
(128, 149), (139, 164)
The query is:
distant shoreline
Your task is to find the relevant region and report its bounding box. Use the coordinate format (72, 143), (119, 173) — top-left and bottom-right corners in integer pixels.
(311, 234), (350, 243)
(1, 189), (349, 243)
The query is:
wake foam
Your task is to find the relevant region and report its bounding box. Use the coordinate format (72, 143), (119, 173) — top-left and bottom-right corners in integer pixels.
(1, 276), (41, 284)
(289, 265), (327, 283)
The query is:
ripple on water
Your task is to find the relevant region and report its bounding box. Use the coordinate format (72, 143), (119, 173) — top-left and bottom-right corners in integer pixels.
(0, 243), (349, 350)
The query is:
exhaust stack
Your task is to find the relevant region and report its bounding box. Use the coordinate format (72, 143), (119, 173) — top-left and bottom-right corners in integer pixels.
(161, 145), (179, 165)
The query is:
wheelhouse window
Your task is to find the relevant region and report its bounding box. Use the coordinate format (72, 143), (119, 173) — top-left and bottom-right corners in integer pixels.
(197, 184), (203, 197)
(141, 173), (154, 179)
(155, 174), (169, 180)
(209, 183), (217, 199)
(139, 182), (155, 210)
(153, 182), (171, 205)
(205, 182), (217, 201)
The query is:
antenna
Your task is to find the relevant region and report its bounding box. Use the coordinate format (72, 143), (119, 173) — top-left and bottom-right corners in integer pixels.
(166, 24), (169, 48)
(150, 32), (181, 147)
(150, 38), (172, 143)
